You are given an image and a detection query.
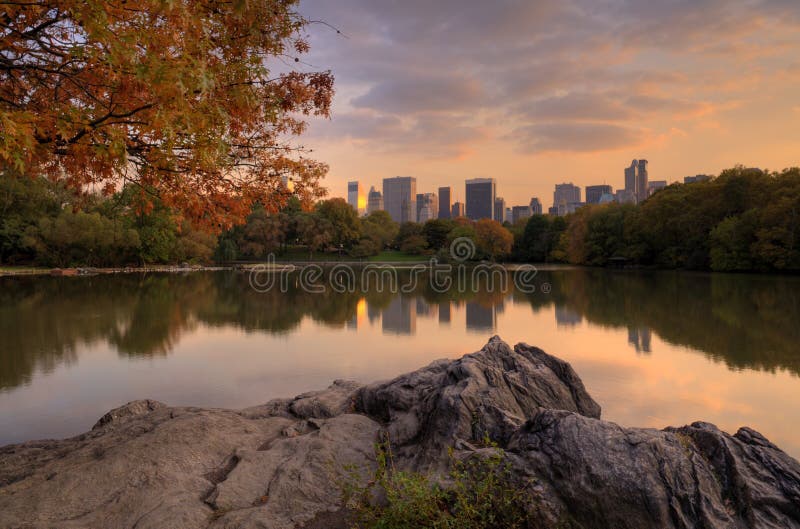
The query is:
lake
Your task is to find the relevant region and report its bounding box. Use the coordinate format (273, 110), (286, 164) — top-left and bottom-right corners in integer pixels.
(1, 268), (799, 458)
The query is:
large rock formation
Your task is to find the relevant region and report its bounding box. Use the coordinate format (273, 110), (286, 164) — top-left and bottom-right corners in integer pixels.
(0, 337), (798, 528)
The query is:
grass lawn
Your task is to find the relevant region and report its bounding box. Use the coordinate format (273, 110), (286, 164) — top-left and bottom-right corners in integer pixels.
(0, 266), (50, 275)
(265, 248), (428, 263)
(367, 251), (428, 262)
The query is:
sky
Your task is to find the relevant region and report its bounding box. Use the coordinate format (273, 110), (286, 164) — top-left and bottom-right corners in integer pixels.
(296, 0), (800, 207)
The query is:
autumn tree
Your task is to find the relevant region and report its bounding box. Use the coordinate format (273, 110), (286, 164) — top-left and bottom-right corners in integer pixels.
(1, 0), (334, 230)
(474, 219), (512, 260)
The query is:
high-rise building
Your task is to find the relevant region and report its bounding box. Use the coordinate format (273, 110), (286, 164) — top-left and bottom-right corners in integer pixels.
(383, 176), (417, 223)
(465, 178), (496, 220)
(647, 180), (667, 196)
(438, 187), (452, 219)
(529, 197), (542, 215)
(553, 183), (581, 209)
(347, 181), (364, 215)
(505, 207), (512, 223)
(451, 201), (465, 218)
(367, 186), (383, 214)
(625, 159), (649, 203)
(624, 160), (637, 197)
(416, 192), (438, 223)
(512, 205), (533, 224)
(493, 197), (506, 223)
(586, 184), (613, 204)
(635, 160), (648, 203)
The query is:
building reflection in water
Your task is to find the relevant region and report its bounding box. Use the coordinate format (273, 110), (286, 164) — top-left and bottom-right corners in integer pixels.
(382, 296), (416, 335)
(555, 305), (583, 327)
(466, 302), (496, 332)
(438, 302), (451, 325)
(416, 298), (434, 319)
(628, 326), (652, 354)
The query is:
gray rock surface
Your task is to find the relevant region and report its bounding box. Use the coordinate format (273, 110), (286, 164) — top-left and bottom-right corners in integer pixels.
(0, 336), (798, 529)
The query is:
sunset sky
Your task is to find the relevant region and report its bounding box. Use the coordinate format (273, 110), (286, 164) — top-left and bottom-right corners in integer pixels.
(298, 0), (800, 207)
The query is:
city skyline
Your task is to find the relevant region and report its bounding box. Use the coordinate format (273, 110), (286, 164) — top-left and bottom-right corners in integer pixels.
(335, 156), (722, 220)
(296, 0), (800, 205)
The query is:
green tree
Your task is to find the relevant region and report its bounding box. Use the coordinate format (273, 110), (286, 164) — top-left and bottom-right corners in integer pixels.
(422, 219), (455, 251)
(315, 199), (361, 249)
(361, 210), (400, 250)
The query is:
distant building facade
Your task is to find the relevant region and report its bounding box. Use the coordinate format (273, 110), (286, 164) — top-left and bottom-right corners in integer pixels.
(451, 201), (465, 218)
(465, 178), (496, 220)
(367, 186), (383, 214)
(615, 189), (636, 204)
(416, 192), (438, 223)
(438, 186), (451, 219)
(647, 180), (667, 196)
(586, 184), (613, 204)
(512, 205), (533, 224)
(383, 176), (417, 223)
(529, 197), (542, 215)
(553, 183), (581, 207)
(624, 159), (649, 203)
(684, 174), (711, 184)
(347, 181), (364, 215)
(494, 197), (506, 223)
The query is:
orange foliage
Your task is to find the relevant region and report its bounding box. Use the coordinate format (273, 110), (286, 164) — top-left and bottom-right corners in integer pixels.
(0, 0), (334, 230)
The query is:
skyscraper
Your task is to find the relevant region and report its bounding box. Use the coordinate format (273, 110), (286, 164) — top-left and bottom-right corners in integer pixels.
(624, 159), (649, 203)
(451, 201), (465, 218)
(438, 187), (452, 219)
(493, 197), (506, 223)
(635, 160), (648, 203)
(383, 176), (417, 223)
(553, 183), (581, 208)
(347, 181), (364, 215)
(624, 160), (637, 197)
(367, 186), (383, 214)
(586, 184), (613, 204)
(529, 197), (542, 215)
(465, 178), (496, 220)
(416, 192), (438, 223)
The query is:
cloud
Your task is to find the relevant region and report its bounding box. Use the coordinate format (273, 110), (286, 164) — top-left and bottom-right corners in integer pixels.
(309, 111), (486, 158)
(351, 74), (485, 113)
(298, 0), (800, 159)
(514, 122), (648, 153)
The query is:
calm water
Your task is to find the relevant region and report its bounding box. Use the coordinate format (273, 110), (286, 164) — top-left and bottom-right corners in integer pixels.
(1, 269), (799, 458)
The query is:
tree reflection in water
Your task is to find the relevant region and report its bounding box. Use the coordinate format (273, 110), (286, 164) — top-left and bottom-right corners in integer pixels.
(2, 269), (799, 391)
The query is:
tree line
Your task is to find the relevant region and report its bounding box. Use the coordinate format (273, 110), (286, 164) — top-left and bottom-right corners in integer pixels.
(0, 174), (215, 267)
(2, 166), (798, 271)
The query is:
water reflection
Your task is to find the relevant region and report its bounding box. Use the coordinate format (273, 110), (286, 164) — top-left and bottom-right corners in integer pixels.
(2, 269), (800, 393)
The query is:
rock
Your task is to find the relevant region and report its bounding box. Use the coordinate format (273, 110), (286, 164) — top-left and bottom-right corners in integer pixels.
(506, 410), (800, 528)
(0, 337), (798, 529)
(356, 336), (600, 469)
(92, 399), (166, 430)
